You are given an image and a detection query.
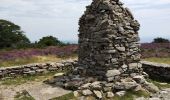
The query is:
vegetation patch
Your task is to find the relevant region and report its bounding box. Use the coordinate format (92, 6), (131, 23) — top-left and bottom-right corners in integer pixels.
(112, 90), (150, 100)
(0, 55), (77, 67)
(0, 71), (63, 85)
(144, 57), (170, 64)
(147, 79), (170, 89)
(14, 90), (35, 100)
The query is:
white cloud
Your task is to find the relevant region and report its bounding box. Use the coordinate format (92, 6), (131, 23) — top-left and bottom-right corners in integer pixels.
(0, 0), (169, 42)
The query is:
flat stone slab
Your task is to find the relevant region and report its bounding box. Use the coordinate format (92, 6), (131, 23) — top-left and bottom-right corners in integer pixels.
(27, 83), (71, 100)
(0, 82), (71, 100)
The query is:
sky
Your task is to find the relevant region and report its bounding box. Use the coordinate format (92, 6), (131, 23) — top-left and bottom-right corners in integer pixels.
(0, 0), (170, 43)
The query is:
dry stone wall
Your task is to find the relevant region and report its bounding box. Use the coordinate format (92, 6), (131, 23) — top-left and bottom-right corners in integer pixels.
(1, 61), (170, 82)
(0, 60), (77, 79)
(142, 61), (170, 81)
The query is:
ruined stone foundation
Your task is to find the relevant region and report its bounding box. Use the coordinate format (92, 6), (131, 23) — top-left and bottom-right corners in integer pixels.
(47, 0), (159, 99)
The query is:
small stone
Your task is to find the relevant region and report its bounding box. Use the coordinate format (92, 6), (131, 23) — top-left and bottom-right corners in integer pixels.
(103, 87), (112, 92)
(54, 73), (64, 77)
(111, 58), (117, 63)
(128, 63), (139, 69)
(107, 92), (114, 98)
(123, 81), (138, 90)
(116, 91), (126, 97)
(114, 82), (125, 90)
(107, 77), (114, 82)
(121, 64), (128, 69)
(116, 47), (126, 52)
(133, 75), (146, 84)
(106, 70), (121, 77)
(73, 91), (80, 97)
(149, 98), (161, 100)
(82, 89), (93, 96)
(93, 90), (102, 99)
(135, 97), (146, 100)
(80, 83), (91, 89)
(91, 81), (102, 90)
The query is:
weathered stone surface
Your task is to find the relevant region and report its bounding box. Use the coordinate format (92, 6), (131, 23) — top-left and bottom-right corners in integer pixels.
(73, 91), (80, 97)
(116, 91), (126, 97)
(93, 90), (102, 99)
(106, 70), (121, 77)
(133, 75), (146, 84)
(80, 83), (91, 89)
(91, 81), (102, 90)
(78, 0), (142, 80)
(106, 92), (114, 98)
(54, 73), (64, 77)
(82, 89), (93, 96)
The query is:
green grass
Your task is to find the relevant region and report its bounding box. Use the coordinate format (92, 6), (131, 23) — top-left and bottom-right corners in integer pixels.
(147, 79), (170, 89)
(0, 55), (77, 67)
(144, 57), (170, 64)
(0, 71), (62, 85)
(14, 90), (35, 100)
(112, 90), (150, 100)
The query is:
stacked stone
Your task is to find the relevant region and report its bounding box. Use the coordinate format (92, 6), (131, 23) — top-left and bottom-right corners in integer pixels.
(47, 0), (159, 99)
(0, 60), (76, 79)
(78, 0), (142, 81)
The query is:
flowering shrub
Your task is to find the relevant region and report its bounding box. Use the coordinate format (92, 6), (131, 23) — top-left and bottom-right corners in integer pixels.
(0, 43), (169, 62)
(141, 43), (170, 58)
(0, 45), (78, 61)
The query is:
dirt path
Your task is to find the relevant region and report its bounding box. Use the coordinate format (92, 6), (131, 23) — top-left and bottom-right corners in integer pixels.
(0, 81), (71, 100)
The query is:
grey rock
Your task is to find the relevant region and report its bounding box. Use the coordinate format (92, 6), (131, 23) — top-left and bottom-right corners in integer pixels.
(116, 91), (126, 97)
(73, 91), (80, 97)
(106, 92), (114, 98)
(91, 81), (102, 90)
(93, 90), (102, 99)
(116, 47), (126, 52)
(133, 75), (146, 84)
(82, 89), (93, 96)
(80, 83), (91, 89)
(106, 70), (121, 77)
(149, 98), (161, 100)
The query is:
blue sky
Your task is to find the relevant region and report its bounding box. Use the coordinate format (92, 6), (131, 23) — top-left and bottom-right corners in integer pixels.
(0, 0), (170, 43)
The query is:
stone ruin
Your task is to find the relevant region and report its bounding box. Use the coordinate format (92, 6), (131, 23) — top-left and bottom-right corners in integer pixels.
(47, 0), (159, 99)
(78, 0), (142, 81)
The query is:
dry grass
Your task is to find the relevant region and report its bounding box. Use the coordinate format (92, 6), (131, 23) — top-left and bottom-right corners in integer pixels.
(144, 57), (170, 64)
(0, 55), (77, 67)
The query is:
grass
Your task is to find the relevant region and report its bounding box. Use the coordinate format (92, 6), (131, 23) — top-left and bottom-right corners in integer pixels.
(0, 55), (77, 67)
(147, 79), (170, 89)
(144, 57), (170, 64)
(112, 90), (150, 100)
(14, 90), (35, 100)
(0, 71), (62, 85)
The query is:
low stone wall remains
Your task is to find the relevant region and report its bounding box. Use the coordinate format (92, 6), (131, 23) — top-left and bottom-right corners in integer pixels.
(142, 61), (170, 81)
(0, 60), (77, 79)
(0, 60), (170, 81)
